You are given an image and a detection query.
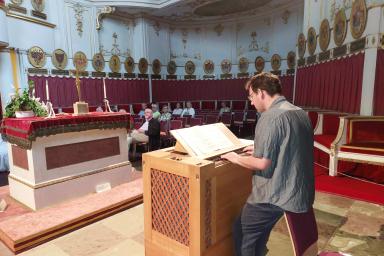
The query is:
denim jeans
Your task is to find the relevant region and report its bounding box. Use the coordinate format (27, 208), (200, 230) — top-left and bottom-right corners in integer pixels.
(233, 203), (284, 256)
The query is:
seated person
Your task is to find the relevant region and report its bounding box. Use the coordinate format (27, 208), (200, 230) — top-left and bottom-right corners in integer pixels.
(96, 105), (103, 112)
(151, 103), (161, 119)
(138, 103), (148, 118)
(127, 108), (160, 152)
(219, 101), (231, 116)
(0, 137), (9, 172)
(181, 101), (195, 117)
(159, 105), (172, 121)
(172, 102), (183, 116)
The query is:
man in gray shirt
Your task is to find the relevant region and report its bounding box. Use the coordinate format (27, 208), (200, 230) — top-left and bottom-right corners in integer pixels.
(221, 72), (315, 256)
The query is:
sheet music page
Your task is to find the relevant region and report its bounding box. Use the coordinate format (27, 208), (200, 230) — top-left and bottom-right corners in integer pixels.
(173, 125), (235, 156)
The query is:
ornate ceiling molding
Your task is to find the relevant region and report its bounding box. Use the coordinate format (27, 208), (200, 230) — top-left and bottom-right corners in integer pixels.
(96, 6), (115, 30)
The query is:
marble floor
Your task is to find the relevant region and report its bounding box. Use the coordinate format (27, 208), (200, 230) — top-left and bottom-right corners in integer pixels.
(0, 190), (382, 256)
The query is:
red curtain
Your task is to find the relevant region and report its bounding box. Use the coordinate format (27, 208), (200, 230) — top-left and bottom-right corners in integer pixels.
(295, 53), (364, 113)
(29, 76), (149, 107)
(280, 75), (294, 102)
(374, 49), (384, 115)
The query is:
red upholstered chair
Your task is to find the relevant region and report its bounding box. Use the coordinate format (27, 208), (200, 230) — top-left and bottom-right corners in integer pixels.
(170, 120), (183, 130)
(232, 111), (246, 136)
(195, 114), (206, 124)
(205, 115), (219, 124)
(285, 208), (318, 256)
(189, 117), (203, 126)
(220, 112), (232, 127)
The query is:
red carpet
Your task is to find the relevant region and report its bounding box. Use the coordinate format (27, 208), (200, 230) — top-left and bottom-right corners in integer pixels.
(315, 165), (384, 205)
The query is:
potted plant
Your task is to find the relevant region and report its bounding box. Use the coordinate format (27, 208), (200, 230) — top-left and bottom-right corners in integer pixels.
(4, 81), (48, 118)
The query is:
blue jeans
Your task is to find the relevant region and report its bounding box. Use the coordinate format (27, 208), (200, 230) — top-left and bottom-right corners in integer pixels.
(233, 203), (284, 256)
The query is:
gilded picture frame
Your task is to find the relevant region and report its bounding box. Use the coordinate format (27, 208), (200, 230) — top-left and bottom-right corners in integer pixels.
(185, 60), (195, 75)
(203, 60), (214, 74)
(350, 0), (367, 39)
(138, 58), (148, 74)
(167, 61), (177, 75)
(28, 46), (46, 68)
(221, 59), (231, 74)
(92, 53), (105, 72)
(52, 49), (67, 70)
(271, 54), (281, 71)
(287, 51), (296, 69)
(31, 0), (44, 12)
(255, 56), (265, 72)
(297, 33), (306, 58)
(124, 57), (135, 73)
(238, 57), (249, 73)
(73, 51), (88, 71)
(333, 9), (347, 47)
(319, 19), (331, 52)
(152, 59), (162, 75)
(307, 27), (317, 56)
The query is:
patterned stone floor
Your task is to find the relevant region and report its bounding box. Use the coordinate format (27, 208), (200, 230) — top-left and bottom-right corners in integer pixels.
(0, 191), (383, 256)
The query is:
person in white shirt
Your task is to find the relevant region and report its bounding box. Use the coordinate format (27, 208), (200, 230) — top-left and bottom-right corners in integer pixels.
(181, 101), (195, 117)
(219, 101), (231, 116)
(172, 102), (183, 116)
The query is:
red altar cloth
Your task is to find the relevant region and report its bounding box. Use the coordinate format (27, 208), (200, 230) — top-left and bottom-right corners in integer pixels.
(1, 112), (131, 149)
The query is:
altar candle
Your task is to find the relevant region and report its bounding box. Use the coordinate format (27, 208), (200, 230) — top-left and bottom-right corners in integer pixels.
(45, 80), (50, 101)
(103, 78), (107, 99)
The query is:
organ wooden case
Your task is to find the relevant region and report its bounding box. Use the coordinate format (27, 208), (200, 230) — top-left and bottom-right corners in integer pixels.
(143, 123), (253, 256)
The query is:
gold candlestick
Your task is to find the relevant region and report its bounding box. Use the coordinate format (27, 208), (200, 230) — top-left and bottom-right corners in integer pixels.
(73, 68), (89, 115)
(75, 68), (82, 102)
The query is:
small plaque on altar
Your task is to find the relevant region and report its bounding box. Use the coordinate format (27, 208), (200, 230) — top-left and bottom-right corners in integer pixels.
(74, 102), (89, 115)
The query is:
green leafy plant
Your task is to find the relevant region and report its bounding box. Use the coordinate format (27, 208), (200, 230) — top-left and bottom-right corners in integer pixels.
(5, 81), (48, 118)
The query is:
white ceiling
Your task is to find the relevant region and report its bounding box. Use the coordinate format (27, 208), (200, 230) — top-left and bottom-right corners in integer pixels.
(92, 0), (301, 22)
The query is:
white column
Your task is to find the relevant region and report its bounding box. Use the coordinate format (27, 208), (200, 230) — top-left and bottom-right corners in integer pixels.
(360, 48), (378, 115)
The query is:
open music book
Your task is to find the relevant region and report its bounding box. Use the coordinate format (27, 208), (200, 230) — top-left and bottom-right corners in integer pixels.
(170, 123), (253, 159)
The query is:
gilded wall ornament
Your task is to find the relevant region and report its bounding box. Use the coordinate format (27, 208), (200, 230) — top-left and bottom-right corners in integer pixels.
(271, 54), (281, 71)
(255, 56), (265, 72)
(307, 27), (317, 56)
(52, 49), (68, 70)
(92, 53), (105, 72)
(73, 3), (85, 37)
(138, 58), (148, 74)
(333, 9), (347, 47)
(287, 51), (296, 69)
(28, 46), (46, 68)
(73, 51), (88, 71)
(319, 19), (331, 52)
(203, 60), (214, 74)
(152, 59), (161, 75)
(297, 33), (306, 58)
(109, 55), (121, 73)
(124, 56), (135, 73)
(282, 10), (290, 24)
(185, 60), (195, 75)
(221, 59), (231, 74)
(350, 0), (367, 39)
(96, 6), (115, 30)
(31, 0), (45, 12)
(11, 0), (23, 6)
(238, 57), (249, 73)
(167, 61), (177, 75)
(214, 24), (224, 36)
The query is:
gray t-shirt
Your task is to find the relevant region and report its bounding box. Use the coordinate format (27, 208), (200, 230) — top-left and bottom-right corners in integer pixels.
(247, 96), (314, 213)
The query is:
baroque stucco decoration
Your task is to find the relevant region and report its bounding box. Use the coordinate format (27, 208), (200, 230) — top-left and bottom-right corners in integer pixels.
(214, 24), (224, 36)
(281, 10), (290, 24)
(96, 6), (115, 30)
(73, 3), (85, 37)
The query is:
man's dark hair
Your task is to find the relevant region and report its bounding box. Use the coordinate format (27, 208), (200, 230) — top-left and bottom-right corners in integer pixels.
(245, 72), (282, 96)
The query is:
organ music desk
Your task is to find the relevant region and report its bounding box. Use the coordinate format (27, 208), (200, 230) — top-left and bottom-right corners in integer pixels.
(143, 123), (253, 256)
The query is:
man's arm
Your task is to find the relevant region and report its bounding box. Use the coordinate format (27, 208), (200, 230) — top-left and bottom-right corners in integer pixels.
(221, 151), (271, 171)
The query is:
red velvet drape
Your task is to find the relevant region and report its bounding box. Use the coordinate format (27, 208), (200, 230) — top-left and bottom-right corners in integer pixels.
(28, 76), (149, 107)
(373, 49), (384, 115)
(295, 53), (364, 113)
(280, 75), (294, 102)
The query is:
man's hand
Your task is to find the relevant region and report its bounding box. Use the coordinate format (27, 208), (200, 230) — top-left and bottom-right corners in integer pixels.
(242, 145), (254, 155)
(221, 152), (240, 164)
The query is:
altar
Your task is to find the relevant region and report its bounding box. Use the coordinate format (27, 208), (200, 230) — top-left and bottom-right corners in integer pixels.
(1, 112), (132, 210)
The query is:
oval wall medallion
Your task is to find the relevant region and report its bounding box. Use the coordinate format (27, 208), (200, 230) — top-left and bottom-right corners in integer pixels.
(255, 56), (265, 72)
(28, 46), (46, 68)
(185, 60), (195, 75)
(109, 55), (121, 73)
(287, 51), (296, 69)
(221, 59), (232, 74)
(307, 27), (317, 56)
(297, 33), (306, 58)
(152, 59), (161, 75)
(167, 61), (177, 75)
(271, 54), (281, 71)
(238, 57), (249, 73)
(350, 0), (367, 39)
(319, 19), (331, 52)
(333, 9), (347, 47)
(92, 53), (105, 72)
(52, 49), (68, 70)
(203, 59), (214, 74)
(73, 51), (88, 71)
(138, 58), (148, 74)
(124, 56), (135, 73)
